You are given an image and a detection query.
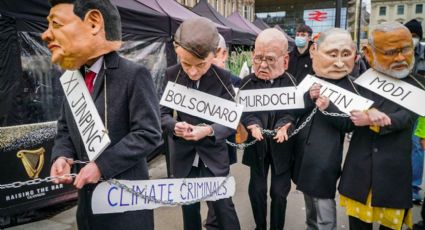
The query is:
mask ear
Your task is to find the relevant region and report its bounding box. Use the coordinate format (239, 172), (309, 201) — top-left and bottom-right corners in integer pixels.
(84, 9), (104, 36)
(363, 45), (374, 66)
(309, 43), (317, 59)
(283, 53), (289, 70)
(223, 50), (229, 62)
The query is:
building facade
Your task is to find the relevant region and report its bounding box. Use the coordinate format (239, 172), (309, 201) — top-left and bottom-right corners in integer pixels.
(370, 0), (424, 36)
(254, 0), (348, 37)
(176, 0), (256, 21)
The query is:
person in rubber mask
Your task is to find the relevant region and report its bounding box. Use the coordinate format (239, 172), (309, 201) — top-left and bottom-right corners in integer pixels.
(288, 24), (314, 82)
(292, 28), (357, 230)
(339, 22), (425, 230)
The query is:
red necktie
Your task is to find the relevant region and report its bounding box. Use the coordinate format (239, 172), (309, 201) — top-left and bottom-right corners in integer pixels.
(84, 71), (96, 94)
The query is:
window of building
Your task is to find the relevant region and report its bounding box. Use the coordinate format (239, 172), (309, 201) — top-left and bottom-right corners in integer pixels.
(244, 5), (249, 19)
(214, 0), (218, 9)
(397, 5), (404, 15)
(416, 4), (423, 14)
(379, 6), (386, 16)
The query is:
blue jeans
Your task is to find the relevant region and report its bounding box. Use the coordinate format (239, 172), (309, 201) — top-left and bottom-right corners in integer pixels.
(413, 130), (425, 200)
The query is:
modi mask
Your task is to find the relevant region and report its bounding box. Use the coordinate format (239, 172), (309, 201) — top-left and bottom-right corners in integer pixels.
(310, 31), (356, 80)
(364, 28), (414, 79)
(42, 3), (121, 70)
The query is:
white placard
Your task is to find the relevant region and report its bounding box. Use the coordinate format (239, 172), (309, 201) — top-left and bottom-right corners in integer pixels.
(160, 82), (243, 129)
(238, 87), (304, 112)
(297, 75), (374, 114)
(91, 176), (236, 214)
(60, 70), (110, 161)
(355, 69), (425, 116)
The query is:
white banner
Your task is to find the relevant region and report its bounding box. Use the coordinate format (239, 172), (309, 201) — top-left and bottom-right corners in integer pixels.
(355, 69), (425, 116)
(237, 87), (304, 112)
(91, 176), (236, 214)
(297, 75), (374, 114)
(60, 71), (110, 161)
(160, 82), (243, 129)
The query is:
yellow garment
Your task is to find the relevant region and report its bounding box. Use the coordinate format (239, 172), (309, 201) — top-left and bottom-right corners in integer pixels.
(416, 117), (425, 138)
(369, 125), (380, 133)
(340, 193), (412, 230)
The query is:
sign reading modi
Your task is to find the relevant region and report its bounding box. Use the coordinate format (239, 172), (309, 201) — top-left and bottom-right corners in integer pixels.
(355, 69), (425, 116)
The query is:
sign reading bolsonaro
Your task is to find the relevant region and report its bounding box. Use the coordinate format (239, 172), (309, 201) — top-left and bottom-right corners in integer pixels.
(160, 82), (243, 129)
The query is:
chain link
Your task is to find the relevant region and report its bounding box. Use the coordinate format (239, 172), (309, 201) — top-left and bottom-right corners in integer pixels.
(0, 174), (77, 190)
(226, 106), (351, 149)
(319, 110), (350, 117)
(225, 127), (278, 150)
(226, 139), (258, 150)
(287, 107), (317, 138)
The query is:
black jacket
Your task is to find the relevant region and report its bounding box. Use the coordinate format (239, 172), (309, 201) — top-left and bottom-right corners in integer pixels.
(240, 72), (296, 176)
(293, 76), (355, 199)
(52, 52), (162, 230)
(287, 42), (313, 83)
(339, 74), (425, 208)
(160, 64), (236, 178)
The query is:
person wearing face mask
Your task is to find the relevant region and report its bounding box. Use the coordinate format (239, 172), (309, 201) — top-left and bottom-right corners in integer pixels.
(405, 19), (425, 76)
(339, 22), (425, 230)
(287, 24), (313, 82)
(240, 28), (295, 230)
(405, 19), (425, 206)
(292, 28), (358, 230)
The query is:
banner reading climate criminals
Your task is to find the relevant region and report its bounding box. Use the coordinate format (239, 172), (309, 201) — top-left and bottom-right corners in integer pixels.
(91, 176), (235, 214)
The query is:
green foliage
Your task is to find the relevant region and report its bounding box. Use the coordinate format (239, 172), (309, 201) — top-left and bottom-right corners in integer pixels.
(227, 47), (252, 77)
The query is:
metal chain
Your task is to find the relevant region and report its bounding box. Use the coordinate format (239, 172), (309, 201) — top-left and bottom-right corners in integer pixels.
(226, 108), (318, 149)
(226, 106), (351, 149)
(0, 158), (232, 206)
(0, 174), (77, 190)
(287, 107), (317, 138)
(226, 139), (258, 150)
(225, 127), (278, 150)
(319, 110), (350, 118)
(107, 175), (231, 206)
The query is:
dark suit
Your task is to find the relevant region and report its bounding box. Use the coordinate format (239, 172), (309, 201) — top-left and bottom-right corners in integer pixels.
(240, 72), (296, 230)
(205, 71), (241, 230)
(52, 51), (162, 230)
(160, 64), (240, 230)
(293, 76), (354, 199)
(339, 74), (425, 209)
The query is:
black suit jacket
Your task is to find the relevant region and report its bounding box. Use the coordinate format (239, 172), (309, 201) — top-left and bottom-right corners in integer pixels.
(160, 64), (236, 178)
(339, 74), (425, 209)
(52, 51), (162, 229)
(293, 76), (354, 199)
(240, 72), (296, 176)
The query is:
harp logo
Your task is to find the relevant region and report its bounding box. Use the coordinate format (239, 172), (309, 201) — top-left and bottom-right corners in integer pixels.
(17, 147), (45, 179)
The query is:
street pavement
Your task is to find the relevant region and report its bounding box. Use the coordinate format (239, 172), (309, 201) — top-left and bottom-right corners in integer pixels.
(7, 144), (424, 230)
